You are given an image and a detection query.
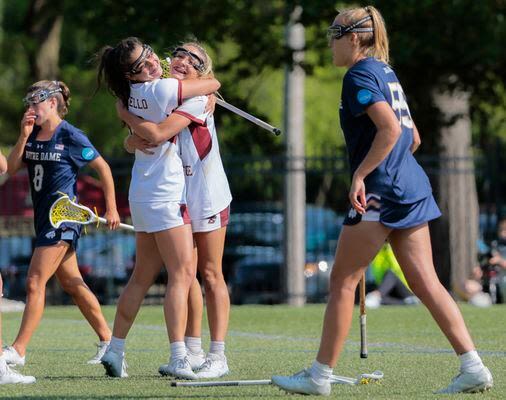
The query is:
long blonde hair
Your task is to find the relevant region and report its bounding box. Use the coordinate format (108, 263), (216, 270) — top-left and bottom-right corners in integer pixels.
(338, 6), (389, 64)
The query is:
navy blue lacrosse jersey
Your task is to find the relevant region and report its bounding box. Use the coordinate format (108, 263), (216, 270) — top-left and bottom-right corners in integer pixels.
(22, 120), (100, 236)
(340, 57), (432, 204)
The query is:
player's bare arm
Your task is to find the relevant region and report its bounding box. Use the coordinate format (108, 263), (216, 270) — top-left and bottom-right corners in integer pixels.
(88, 156), (120, 230)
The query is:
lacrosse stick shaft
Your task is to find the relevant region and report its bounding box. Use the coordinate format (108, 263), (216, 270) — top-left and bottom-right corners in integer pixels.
(96, 216), (135, 232)
(216, 98), (281, 136)
(171, 379), (272, 387)
(359, 273), (368, 358)
(170, 371), (384, 387)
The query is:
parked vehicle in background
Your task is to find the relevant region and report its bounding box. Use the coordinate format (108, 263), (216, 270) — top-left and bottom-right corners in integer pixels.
(224, 203), (342, 304)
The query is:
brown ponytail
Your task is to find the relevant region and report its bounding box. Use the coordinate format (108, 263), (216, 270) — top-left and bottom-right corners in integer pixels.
(26, 80), (71, 118)
(95, 37), (143, 107)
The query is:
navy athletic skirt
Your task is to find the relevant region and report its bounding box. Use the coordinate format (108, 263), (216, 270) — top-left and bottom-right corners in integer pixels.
(343, 193), (441, 229)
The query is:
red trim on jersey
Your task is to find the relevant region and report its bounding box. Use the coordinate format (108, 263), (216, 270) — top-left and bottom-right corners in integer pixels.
(173, 110), (205, 125)
(188, 123), (212, 160)
(177, 80), (183, 106)
(180, 204), (191, 224)
(219, 206), (230, 227)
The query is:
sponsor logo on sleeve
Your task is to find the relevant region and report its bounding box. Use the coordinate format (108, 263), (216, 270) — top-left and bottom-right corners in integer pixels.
(55, 144), (65, 150)
(357, 89), (372, 105)
(82, 148), (95, 160)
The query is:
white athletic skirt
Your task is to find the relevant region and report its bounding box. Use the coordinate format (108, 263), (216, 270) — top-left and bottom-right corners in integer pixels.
(191, 206), (230, 233)
(130, 201), (190, 233)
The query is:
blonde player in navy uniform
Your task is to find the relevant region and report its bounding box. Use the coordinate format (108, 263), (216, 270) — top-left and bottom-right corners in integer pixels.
(0, 151), (35, 384)
(117, 42), (232, 379)
(272, 6), (493, 396)
(97, 37), (220, 379)
(4, 80), (119, 370)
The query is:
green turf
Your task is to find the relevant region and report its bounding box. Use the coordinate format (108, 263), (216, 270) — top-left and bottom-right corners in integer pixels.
(1, 304), (504, 399)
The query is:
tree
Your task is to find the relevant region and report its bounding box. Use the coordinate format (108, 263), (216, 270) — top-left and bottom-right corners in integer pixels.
(373, 0), (506, 289)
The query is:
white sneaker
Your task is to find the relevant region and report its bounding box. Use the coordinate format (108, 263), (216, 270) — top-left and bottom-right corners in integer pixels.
(195, 353), (229, 379)
(101, 349), (128, 378)
(187, 349), (206, 370)
(272, 369), (331, 396)
(158, 357), (197, 380)
(87, 341), (110, 365)
(436, 367), (493, 394)
(0, 362), (35, 385)
(2, 346), (25, 367)
(365, 292), (381, 309)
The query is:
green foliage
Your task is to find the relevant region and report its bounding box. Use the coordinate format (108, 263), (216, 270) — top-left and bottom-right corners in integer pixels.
(0, 0), (505, 157)
(371, 0), (506, 151)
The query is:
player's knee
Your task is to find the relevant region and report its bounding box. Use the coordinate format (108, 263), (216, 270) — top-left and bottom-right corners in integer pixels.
(25, 275), (45, 295)
(200, 265), (224, 290)
(61, 277), (86, 296)
(408, 278), (438, 300)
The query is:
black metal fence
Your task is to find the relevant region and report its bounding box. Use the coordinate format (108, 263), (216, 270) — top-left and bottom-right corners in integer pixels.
(0, 146), (504, 304)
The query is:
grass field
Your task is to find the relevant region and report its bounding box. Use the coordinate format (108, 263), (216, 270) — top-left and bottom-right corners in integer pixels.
(1, 303), (505, 399)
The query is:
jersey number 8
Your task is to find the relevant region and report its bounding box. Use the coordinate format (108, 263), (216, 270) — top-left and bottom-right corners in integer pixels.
(33, 164), (44, 192)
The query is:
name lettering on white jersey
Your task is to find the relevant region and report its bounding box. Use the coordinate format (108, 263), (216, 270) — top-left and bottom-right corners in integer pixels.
(129, 97), (148, 110)
(184, 165), (193, 176)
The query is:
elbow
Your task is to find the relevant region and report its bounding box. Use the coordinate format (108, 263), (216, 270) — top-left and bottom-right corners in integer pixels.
(388, 125), (402, 144)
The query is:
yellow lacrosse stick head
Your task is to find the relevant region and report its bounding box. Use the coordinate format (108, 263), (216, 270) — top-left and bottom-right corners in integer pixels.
(49, 195), (93, 228)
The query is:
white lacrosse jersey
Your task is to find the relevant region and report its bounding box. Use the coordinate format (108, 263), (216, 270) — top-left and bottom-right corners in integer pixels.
(174, 96), (232, 219)
(128, 78), (186, 203)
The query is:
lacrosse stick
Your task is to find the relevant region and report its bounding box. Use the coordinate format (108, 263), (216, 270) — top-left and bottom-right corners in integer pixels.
(160, 57), (281, 136)
(359, 273), (368, 358)
(215, 98), (281, 136)
(49, 194), (134, 231)
(170, 371), (383, 387)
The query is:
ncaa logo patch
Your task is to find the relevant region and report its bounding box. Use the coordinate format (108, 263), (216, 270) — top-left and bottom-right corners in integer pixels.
(45, 230), (56, 239)
(82, 147), (95, 160)
(357, 89), (372, 105)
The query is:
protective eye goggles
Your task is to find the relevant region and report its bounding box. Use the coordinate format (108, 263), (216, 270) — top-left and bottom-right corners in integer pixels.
(22, 88), (62, 106)
(129, 44), (154, 75)
(327, 16), (373, 41)
(171, 47), (205, 72)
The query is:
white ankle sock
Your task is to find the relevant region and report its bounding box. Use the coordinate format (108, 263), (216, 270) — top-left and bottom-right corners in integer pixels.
(209, 341), (225, 356)
(459, 350), (484, 373)
(309, 360), (333, 385)
(185, 336), (203, 354)
(109, 336), (125, 354)
(0, 357), (7, 374)
(170, 341), (187, 360)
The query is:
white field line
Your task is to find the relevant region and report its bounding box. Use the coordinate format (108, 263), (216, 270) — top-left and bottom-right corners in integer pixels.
(42, 318), (506, 357)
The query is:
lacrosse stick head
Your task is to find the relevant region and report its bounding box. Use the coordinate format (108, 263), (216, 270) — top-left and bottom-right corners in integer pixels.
(160, 57), (171, 78)
(49, 195), (95, 228)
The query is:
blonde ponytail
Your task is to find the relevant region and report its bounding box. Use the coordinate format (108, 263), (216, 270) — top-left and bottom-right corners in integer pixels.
(338, 6), (390, 64)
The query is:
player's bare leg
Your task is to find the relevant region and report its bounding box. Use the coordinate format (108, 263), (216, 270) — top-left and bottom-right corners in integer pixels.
(317, 222), (390, 367)
(112, 232), (163, 338)
(192, 227), (230, 378)
(11, 243), (69, 357)
(55, 250), (111, 341)
(155, 224), (197, 379)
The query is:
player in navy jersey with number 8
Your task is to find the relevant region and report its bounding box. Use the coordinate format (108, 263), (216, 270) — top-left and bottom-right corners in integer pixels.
(4, 80), (118, 369)
(272, 6), (492, 396)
